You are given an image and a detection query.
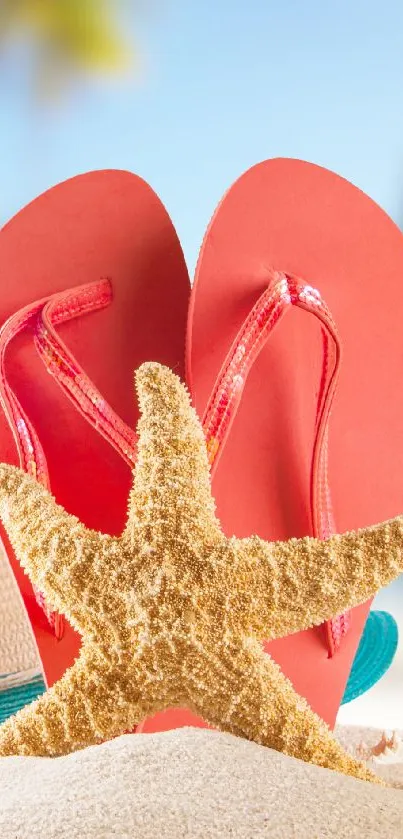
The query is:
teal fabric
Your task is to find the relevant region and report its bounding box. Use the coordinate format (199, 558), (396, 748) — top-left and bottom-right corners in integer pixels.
(0, 675), (46, 724)
(341, 610), (398, 705)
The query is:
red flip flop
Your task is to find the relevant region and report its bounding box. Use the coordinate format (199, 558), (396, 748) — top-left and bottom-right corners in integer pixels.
(140, 158), (403, 734)
(0, 170), (190, 690)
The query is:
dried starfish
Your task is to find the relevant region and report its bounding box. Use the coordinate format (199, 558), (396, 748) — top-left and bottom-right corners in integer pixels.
(0, 363), (402, 785)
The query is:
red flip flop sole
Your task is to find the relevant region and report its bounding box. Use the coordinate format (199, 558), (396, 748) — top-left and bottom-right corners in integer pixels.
(138, 158), (403, 737)
(0, 170), (190, 687)
(186, 158), (403, 727)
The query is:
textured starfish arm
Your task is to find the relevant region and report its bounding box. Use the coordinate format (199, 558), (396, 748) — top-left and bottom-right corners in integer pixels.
(0, 464), (113, 623)
(190, 640), (382, 785)
(0, 648), (147, 757)
(124, 363), (221, 548)
(234, 516), (403, 639)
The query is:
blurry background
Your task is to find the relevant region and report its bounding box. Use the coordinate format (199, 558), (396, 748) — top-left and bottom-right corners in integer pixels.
(0, 0), (402, 729)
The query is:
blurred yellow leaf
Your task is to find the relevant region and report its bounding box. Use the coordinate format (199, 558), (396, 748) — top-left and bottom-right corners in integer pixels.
(0, 0), (134, 91)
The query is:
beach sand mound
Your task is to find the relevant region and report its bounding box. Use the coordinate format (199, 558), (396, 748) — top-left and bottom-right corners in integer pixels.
(0, 726), (402, 839)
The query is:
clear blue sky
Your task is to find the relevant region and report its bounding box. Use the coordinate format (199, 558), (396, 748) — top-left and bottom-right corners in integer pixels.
(1, 0), (403, 273)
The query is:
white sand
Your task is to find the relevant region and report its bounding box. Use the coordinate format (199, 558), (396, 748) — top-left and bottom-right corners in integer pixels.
(0, 726), (402, 839)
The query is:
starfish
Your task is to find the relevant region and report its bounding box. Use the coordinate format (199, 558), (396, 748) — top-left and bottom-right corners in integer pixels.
(0, 363), (402, 785)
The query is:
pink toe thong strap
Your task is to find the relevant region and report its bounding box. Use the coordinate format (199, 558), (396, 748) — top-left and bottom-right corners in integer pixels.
(0, 279), (137, 640)
(34, 281), (137, 468)
(202, 270), (346, 657)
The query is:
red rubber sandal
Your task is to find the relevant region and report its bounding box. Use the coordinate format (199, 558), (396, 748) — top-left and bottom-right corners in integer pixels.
(140, 158), (403, 733)
(0, 171), (189, 690)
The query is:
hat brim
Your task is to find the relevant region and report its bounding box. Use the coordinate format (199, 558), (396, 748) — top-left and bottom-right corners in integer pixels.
(341, 610), (398, 705)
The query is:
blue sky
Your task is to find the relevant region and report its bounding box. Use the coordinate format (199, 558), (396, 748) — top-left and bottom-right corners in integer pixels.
(1, 0), (403, 273)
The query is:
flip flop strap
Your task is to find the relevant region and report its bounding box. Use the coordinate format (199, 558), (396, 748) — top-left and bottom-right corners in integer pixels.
(0, 300), (61, 636)
(202, 271), (346, 657)
(34, 281), (137, 468)
(0, 279), (138, 639)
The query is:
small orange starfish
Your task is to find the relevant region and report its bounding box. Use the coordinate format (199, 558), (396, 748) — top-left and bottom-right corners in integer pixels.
(0, 363), (401, 784)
